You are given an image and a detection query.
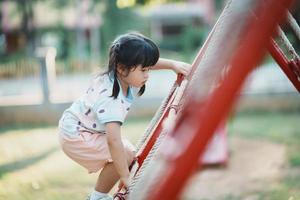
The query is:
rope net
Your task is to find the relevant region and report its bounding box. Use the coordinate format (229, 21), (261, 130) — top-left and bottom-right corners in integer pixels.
(128, 0), (260, 199)
(114, 0), (297, 199)
(269, 11), (300, 90)
(287, 11), (300, 41)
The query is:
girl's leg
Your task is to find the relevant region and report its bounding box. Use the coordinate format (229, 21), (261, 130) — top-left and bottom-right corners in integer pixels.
(95, 162), (119, 193)
(95, 148), (136, 193)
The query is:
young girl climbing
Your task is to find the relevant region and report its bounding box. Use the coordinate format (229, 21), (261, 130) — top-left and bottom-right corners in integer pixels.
(58, 32), (191, 200)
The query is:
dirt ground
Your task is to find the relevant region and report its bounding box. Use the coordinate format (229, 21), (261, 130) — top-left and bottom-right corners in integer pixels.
(181, 137), (287, 200)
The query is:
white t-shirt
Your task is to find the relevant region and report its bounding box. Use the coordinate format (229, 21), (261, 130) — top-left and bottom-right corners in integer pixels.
(59, 73), (136, 136)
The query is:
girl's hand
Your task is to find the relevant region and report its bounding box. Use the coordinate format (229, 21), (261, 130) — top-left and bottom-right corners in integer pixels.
(118, 176), (130, 190)
(172, 61), (192, 77)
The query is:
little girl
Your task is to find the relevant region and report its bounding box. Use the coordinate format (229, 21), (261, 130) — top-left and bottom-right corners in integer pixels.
(58, 32), (190, 200)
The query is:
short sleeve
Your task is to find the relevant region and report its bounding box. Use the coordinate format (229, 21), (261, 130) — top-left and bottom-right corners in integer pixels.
(94, 97), (124, 124)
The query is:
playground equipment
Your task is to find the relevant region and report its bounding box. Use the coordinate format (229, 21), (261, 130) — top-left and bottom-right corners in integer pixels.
(114, 0), (300, 199)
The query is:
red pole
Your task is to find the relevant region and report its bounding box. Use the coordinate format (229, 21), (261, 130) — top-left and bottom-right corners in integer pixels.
(146, 1), (294, 200)
(135, 18), (218, 170)
(268, 39), (300, 92)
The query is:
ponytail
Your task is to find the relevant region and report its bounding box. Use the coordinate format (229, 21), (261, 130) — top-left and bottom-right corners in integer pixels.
(111, 72), (120, 99)
(138, 85), (145, 96)
(109, 43), (121, 99)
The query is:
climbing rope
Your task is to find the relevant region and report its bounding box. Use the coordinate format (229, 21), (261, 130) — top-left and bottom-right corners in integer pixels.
(277, 26), (299, 60)
(287, 11), (300, 41)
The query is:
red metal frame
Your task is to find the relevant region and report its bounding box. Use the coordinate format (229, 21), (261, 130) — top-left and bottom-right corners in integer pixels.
(135, 89), (174, 169)
(114, 23), (219, 199)
(117, 1), (299, 199)
(268, 38), (300, 92)
(133, 20), (218, 171)
(144, 1), (294, 200)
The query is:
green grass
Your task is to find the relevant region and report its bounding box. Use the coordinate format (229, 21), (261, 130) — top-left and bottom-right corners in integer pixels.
(0, 117), (151, 200)
(0, 112), (299, 200)
(229, 112), (300, 200)
(229, 112), (300, 166)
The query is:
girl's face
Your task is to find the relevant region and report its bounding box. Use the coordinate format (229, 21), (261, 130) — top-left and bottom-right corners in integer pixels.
(118, 65), (150, 88)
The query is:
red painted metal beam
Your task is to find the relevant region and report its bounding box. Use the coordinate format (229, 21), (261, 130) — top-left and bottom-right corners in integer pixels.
(134, 20), (218, 171)
(268, 38), (300, 92)
(146, 1), (294, 200)
(136, 96), (173, 169)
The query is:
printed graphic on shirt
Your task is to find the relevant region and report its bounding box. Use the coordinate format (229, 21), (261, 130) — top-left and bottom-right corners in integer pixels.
(59, 74), (136, 136)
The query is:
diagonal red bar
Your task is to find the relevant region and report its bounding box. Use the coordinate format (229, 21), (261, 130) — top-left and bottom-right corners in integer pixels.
(147, 1), (294, 200)
(134, 17), (218, 172)
(268, 38), (300, 92)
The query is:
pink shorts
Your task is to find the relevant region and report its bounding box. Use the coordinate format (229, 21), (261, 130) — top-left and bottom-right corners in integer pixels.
(58, 130), (136, 173)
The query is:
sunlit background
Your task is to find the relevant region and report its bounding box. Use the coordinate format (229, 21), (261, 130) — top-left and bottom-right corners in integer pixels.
(0, 0), (299, 200)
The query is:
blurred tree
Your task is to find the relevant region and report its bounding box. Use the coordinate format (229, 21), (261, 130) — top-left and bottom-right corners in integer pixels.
(16, 0), (35, 56)
(0, 0), (37, 57)
(44, 0), (145, 60)
(17, 0), (36, 56)
(99, 0), (147, 55)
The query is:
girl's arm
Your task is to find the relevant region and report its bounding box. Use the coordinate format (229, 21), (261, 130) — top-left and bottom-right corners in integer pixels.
(152, 58), (191, 76)
(105, 122), (130, 187)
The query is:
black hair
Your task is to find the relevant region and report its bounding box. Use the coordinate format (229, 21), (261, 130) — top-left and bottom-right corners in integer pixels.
(104, 32), (160, 99)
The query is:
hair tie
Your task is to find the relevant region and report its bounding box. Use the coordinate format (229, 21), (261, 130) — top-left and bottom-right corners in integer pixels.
(114, 42), (121, 55)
